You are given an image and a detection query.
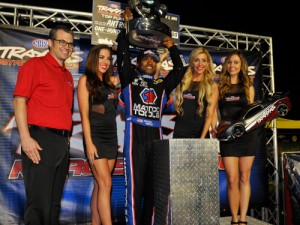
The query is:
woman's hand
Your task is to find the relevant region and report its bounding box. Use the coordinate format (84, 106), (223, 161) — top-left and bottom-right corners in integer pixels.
(87, 143), (98, 165)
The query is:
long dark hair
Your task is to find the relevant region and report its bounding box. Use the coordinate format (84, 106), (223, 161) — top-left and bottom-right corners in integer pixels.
(219, 50), (252, 103)
(84, 44), (115, 99)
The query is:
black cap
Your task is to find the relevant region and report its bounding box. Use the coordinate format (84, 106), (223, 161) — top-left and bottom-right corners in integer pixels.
(137, 50), (159, 62)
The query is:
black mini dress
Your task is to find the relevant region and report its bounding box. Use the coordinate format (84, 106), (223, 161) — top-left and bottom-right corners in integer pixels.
(173, 81), (209, 138)
(86, 85), (118, 159)
(218, 84), (258, 157)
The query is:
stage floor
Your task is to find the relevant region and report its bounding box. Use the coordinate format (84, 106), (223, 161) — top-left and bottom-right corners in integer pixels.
(110, 216), (272, 225)
(219, 216), (272, 225)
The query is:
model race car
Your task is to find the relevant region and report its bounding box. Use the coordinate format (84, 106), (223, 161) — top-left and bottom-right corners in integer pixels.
(216, 92), (292, 142)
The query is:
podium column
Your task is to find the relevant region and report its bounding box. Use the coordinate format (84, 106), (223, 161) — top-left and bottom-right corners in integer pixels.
(153, 139), (220, 225)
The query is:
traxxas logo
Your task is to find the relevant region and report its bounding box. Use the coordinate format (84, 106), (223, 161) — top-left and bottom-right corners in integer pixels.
(140, 88), (157, 104)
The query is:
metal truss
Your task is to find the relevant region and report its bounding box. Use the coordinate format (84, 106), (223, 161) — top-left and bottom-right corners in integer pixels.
(0, 2), (280, 224)
(0, 2), (92, 32)
(180, 24), (280, 225)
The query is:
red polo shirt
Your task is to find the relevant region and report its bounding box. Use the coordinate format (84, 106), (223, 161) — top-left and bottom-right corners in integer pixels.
(14, 52), (74, 130)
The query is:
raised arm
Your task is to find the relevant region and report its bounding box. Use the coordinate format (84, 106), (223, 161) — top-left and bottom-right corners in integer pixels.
(161, 36), (187, 95)
(116, 7), (134, 89)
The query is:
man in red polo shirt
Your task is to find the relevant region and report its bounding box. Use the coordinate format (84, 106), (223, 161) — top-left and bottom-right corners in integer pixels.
(13, 25), (74, 225)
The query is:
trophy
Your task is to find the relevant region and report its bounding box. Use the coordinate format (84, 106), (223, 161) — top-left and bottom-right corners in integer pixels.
(126, 0), (171, 49)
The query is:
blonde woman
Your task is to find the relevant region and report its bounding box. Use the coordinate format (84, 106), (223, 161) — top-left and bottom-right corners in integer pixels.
(173, 47), (218, 138)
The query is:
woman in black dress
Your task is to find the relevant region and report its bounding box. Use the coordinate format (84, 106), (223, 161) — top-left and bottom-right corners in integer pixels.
(78, 45), (118, 225)
(217, 51), (256, 225)
(173, 47), (218, 138)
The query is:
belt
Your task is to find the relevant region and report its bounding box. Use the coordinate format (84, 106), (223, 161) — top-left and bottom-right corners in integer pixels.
(29, 125), (70, 138)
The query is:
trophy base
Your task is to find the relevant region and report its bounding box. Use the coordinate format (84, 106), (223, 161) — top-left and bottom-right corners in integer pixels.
(126, 17), (171, 49)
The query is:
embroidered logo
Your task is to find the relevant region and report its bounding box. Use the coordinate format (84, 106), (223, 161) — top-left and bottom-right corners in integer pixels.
(183, 93), (196, 99)
(140, 88), (157, 104)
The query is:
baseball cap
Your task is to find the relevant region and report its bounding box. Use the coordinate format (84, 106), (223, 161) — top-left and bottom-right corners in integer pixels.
(137, 50), (159, 62)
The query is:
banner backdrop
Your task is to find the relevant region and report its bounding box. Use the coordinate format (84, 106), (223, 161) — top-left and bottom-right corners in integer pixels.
(0, 25), (267, 224)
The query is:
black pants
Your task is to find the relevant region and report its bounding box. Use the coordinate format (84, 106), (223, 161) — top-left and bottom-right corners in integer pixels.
(124, 122), (161, 225)
(22, 126), (70, 225)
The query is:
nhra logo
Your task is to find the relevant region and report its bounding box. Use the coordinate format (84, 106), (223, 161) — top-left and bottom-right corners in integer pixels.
(140, 88), (157, 104)
(220, 56), (227, 63)
(32, 39), (48, 48)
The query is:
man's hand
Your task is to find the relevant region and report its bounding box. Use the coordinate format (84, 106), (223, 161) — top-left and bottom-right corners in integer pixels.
(21, 136), (42, 164)
(161, 36), (174, 49)
(14, 96), (42, 164)
(124, 7), (133, 22)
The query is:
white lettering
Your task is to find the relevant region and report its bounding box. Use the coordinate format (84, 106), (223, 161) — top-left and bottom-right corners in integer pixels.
(248, 66), (256, 76)
(133, 103), (160, 118)
(0, 47), (46, 59)
(97, 5), (123, 16)
(106, 19), (119, 27)
(257, 104), (276, 123)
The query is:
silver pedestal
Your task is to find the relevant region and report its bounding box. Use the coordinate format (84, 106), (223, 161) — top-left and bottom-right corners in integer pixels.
(154, 139), (220, 225)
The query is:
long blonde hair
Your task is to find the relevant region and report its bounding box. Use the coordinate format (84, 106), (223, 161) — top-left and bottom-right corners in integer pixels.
(219, 51), (252, 103)
(175, 47), (215, 116)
